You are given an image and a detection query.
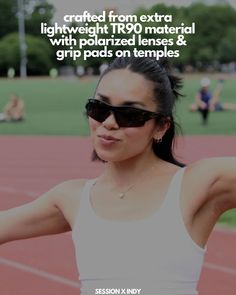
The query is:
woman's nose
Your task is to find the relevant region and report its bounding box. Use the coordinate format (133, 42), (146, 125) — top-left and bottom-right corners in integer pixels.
(102, 112), (119, 129)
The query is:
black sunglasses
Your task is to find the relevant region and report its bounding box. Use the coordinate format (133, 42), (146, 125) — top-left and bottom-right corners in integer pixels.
(85, 98), (164, 127)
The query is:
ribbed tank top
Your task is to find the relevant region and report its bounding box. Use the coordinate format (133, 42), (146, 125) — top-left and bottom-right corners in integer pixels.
(72, 168), (206, 295)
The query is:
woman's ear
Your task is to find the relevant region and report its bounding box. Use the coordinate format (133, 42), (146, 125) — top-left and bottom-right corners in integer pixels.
(153, 117), (171, 141)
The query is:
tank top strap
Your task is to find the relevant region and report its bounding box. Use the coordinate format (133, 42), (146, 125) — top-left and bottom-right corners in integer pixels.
(72, 178), (97, 233)
(80, 178), (97, 203)
(161, 167), (186, 212)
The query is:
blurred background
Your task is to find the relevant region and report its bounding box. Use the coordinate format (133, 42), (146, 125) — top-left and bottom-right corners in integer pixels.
(0, 0), (235, 137)
(1, 0), (236, 76)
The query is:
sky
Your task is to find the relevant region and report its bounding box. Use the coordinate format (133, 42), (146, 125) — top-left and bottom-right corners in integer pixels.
(48, 0), (235, 23)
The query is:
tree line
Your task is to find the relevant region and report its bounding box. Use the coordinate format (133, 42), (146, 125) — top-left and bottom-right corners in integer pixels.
(0, 1), (235, 76)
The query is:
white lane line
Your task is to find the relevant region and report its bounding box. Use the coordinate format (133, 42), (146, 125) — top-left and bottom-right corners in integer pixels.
(0, 187), (17, 193)
(204, 262), (236, 276)
(0, 186), (39, 198)
(0, 257), (80, 288)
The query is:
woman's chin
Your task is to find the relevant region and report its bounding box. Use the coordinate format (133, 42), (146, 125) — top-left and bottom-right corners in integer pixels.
(95, 149), (123, 163)
(96, 152), (116, 162)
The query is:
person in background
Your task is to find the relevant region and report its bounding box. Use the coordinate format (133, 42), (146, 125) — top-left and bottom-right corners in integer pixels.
(0, 94), (25, 122)
(189, 77), (236, 124)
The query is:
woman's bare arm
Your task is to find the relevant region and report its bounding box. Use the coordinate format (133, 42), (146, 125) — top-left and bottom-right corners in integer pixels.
(206, 157), (236, 210)
(0, 180), (85, 245)
(180, 157), (236, 247)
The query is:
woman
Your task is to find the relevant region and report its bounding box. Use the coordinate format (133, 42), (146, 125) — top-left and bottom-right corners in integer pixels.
(0, 57), (236, 295)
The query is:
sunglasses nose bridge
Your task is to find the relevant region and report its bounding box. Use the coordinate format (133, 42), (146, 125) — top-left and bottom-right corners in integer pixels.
(102, 110), (119, 127)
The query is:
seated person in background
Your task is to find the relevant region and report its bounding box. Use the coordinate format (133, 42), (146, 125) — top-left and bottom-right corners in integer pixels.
(189, 78), (236, 124)
(0, 94), (25, 122)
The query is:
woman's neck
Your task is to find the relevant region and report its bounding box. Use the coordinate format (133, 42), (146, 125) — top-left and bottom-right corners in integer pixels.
(102, 151), (163, 189)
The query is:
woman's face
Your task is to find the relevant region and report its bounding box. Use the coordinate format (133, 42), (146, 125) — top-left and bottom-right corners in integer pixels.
(89, 69), (165, 162)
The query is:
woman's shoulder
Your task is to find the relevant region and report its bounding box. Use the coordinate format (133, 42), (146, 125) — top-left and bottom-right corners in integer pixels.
(185, 157), (226, 179)
(50, 178), (91, 228)
(183, 158), (217, 188)
(54, 178), (88, 191)
(185, 156), (236, 193)
(181, 157), (232, 207)
(52, 178), (95, 203)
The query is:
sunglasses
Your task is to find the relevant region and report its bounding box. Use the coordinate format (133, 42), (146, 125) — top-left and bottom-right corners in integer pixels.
(85, 98), (164, 127)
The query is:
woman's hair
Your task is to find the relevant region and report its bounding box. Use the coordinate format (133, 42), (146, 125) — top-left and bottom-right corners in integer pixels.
(92, 56), (184, 167)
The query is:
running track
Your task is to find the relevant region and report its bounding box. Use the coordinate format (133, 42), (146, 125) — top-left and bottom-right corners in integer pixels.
(0, 135), (235, 295)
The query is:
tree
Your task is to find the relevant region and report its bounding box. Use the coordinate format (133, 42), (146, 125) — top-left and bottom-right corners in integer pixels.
(0, 0), (18, 38)
(0, 0), (55, 75)
(0, 33), (53, 76)
(0, 0), (54, 38)
(25, 1), (55, 36)
(218, 27), (236, 62)
(184, 3), (236, 65)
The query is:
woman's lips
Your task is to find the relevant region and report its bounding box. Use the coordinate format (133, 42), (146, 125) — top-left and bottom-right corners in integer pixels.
(98, 135), (120, 146)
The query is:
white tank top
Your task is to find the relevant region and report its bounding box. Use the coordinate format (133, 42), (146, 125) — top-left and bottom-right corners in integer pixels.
(72, 168), (206, 295)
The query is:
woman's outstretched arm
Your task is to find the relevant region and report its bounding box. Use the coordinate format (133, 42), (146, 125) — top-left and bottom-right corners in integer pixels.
(206, 157), (236, 210)
(0, 182), (77, 245)
(186, 157), (236, 221)
(178, 157), (236, 248)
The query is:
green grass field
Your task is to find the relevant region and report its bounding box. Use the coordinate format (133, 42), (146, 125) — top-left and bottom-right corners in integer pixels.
(0, 77), (97, 135)
(0, 74), (235, 136)
(0, 75), (236, 226)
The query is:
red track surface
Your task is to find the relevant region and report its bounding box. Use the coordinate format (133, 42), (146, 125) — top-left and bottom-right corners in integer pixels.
(0, 135), (235, 294)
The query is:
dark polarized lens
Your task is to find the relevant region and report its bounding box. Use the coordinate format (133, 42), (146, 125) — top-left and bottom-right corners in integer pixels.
(113, 108), (155, 127)
(85, 100), (111, 122)
(85, 99), (161, 127)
